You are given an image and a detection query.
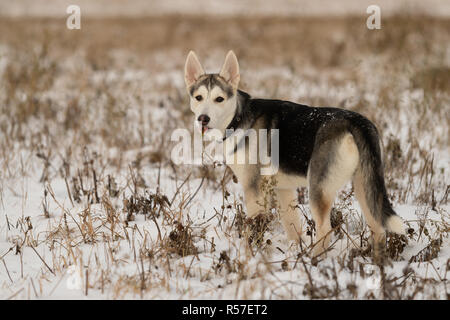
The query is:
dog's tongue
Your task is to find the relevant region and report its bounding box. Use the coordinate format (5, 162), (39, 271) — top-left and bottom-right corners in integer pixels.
(202, 126), (208, 134)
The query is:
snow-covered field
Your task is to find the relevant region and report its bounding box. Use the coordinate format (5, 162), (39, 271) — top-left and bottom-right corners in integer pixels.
(0, 13), (448, 299)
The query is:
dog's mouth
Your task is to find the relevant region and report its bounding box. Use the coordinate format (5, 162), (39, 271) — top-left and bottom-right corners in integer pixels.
(195, 120), (212, 135)
(201, 125), (211, 134)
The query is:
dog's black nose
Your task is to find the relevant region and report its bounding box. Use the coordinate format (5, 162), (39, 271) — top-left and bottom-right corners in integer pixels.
(197, 114), (210, 126)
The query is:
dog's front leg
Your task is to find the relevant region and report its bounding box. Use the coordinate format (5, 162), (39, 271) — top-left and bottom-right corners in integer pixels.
(242, 187), (264, 218)
(276, 189), (304, 243)
(229, 164), (264, 218)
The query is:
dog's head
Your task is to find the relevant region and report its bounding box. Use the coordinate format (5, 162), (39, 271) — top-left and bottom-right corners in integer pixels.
(184, 51), (240, 136)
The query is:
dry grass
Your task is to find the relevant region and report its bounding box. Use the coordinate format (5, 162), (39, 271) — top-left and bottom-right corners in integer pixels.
(0, 15), (448, 299)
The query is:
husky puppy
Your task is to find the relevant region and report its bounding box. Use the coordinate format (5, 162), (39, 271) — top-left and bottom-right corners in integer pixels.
(184, 50), (405, 256)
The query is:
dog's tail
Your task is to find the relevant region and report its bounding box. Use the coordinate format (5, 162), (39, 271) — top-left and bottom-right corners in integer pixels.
(349, 120), (405, 234)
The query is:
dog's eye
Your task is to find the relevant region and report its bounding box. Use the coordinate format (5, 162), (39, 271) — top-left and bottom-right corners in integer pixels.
(215, 96), (224, 103)
(195, 95), (203, 101)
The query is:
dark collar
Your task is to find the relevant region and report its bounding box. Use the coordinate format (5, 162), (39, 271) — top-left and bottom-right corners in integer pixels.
(223, 90), (251, 141)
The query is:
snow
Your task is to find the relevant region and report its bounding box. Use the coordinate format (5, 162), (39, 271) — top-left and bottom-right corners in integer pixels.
(0, 152), (448, 299)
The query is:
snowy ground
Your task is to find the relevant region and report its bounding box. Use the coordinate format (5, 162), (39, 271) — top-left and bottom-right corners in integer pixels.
(0, 14), (449, 299)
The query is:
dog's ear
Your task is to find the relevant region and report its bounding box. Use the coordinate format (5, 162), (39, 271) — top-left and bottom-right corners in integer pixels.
(219, 50), (240, 90)
(184, 51), (204, 88)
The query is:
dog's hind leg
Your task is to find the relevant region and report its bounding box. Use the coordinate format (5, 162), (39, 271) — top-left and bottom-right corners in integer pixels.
(276, 189), (303, 243)
(353, 169), (385, 253)
(353, 169), (387, 258)
(309, 187), (333, 255)
(309, 133), (360, 257)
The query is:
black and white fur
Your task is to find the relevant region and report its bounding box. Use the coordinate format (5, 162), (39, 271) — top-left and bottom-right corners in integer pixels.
(184, 50), (405, 256)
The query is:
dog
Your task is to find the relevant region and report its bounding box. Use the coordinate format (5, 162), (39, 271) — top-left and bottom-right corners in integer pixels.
(184, 50), (405, 256)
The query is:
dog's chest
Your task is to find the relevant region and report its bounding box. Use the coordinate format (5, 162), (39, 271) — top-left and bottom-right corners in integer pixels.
(227, 162), (256, 188)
